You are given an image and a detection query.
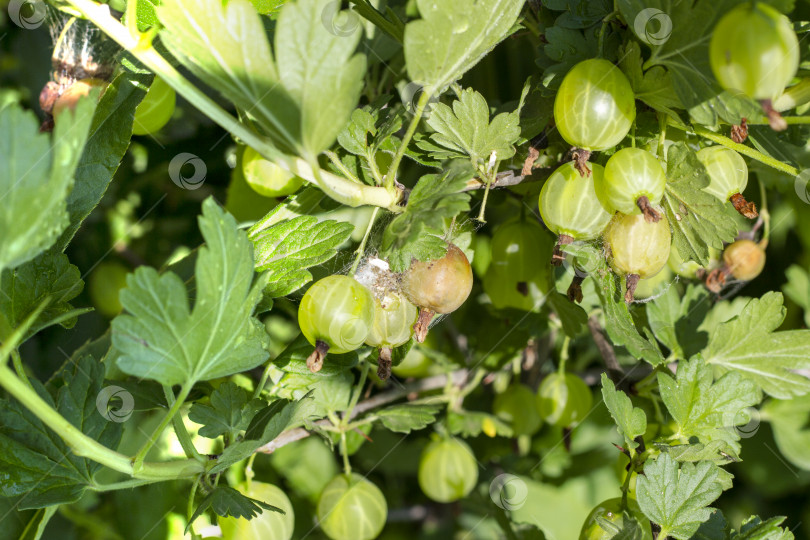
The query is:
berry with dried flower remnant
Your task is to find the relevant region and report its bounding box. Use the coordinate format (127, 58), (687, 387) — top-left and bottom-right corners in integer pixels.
(298, 275), (375, 372)
(724, 239), (766, 282)
(597, 147), (667, 222)
(710, 3), (799, 129)
(539, 162), (612, 266)
(696, 146), (756, 218)
(401, 243), (473, 342)
(604, 212), (672, 303)
(553, 59), (636, 175)
(365, 291), (418, 379)
(52, 78), (107, 119)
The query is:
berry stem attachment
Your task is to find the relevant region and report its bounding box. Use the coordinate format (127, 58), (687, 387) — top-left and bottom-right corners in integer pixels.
(413, 308), (435, 343)
(625, 274), (640, 303)
(307, 340), (331, 373)
(730, 192), (759, 219)
(636, 195), (662, 223)
(760, 99), (787, 131)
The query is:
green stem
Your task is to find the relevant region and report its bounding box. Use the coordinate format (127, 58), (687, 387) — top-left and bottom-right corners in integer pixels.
(134, 384), (193, 469)
(325, 150), (363, 184)
(64, 0), (402, 212)
(340, 432), (352, 475)
(476, 166), (496, 223)
(386, 90), (433, 190)
(350, 207), (381, 275)
(11, 349), (30, 387)
(92, 477), (160, 492)
(187, 475), (201, 540)
(0, 364), (203, 480)
(597, 11), (619, 58)
(746, 116), (810, 125)
(558, 336), (571, 376)
(342, 362), (370, 425)
(667, 119), (798, 176)
(163, 385), (203, 461)
(346, 0), (404, 42)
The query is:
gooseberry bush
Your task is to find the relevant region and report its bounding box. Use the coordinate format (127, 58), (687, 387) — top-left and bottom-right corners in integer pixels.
(4, 0), (810, 538)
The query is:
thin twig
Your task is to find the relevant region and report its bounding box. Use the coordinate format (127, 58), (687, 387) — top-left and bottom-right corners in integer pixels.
(256, 370), (469, 454)
(462, 168), (550, 191)
(587, 316), (623, 382)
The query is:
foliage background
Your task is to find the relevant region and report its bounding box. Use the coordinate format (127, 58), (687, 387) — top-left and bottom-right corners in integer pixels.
(1, 0), (810, 538)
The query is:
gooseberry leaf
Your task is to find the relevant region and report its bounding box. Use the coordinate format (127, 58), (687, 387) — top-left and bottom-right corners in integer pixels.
(158, 0), (365, 158)
(0, 252), (87, 343)
(248, 206), (354, 298)
(662, 142), (739, 266)
(601, 374), (647, 450)
(636, 453), (723, 539)
(0, 99), (95, 272)
(419, 88), (521, 164)
(536, 25), (602, 91)
(563, 243), (664, 365)
(56, 70), (150, 250)
(761, 394), (810, 471)
(188, 382), (265, 439)
(702, 292), (810, 398)
(382, 168), (473, 270)
(0, 356), (123, 509)
(186, 486), (283, 533)
(658, 356), (761, 459)
(375, 403), (442, 433)
(783, 265), (810, 328)
(447, 410), (514, 438)
(647, 284), (711, 359)
(403, 0), (524, 94)
(112, 198), (269, 387)
(733, 516), (795, 539)
(617, 42), (683, 118)
(210, 396), (314, 474)
(617, 0), (737, 109)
